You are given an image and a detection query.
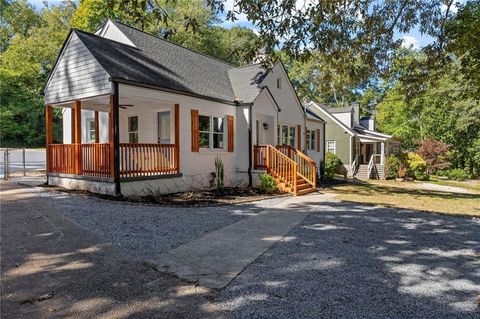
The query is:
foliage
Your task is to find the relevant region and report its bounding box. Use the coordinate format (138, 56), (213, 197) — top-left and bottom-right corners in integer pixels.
(442, 168), (471, 181)
(324, 152), (341, 180)
(417, 139), (450, 174)
(72, 0), (260, 66)
(258, 173), (277, 193)
(214, 156), (224, 190)
(0, 0), (75, 146)
(406, 152), (429, 181)
(385, 155), (402, 179)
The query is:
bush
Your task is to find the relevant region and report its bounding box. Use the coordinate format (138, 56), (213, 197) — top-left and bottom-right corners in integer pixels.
(444, 169), (470, 181)
(258, 173), (277, 193)
(406, 152), (429, 180)
(325, 152), (342, 180)
(385, 154), (402, 179)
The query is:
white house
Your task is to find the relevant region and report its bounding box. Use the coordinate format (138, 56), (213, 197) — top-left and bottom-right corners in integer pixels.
(43, 20), (325, 196)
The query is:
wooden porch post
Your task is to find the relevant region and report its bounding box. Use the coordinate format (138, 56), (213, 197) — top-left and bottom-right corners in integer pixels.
(174, 103), (180, 173)
(110, 82), (120, 195)
(73, 100), (82, 174)
(45, 105), (53, 174)
(94, 111), (99, 143)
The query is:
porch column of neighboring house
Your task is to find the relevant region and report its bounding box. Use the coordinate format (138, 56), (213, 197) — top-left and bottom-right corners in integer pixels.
(380, 141), (385, 165)
(73, 100), (82, 175)
(109, 83), (120, 195)
(45, 105), (53, 174)
(174, 103), (180, 173)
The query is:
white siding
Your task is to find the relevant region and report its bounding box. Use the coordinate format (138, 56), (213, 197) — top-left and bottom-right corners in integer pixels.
(45, 32), (111, 105)
(62, 107), (109, 144)
(333, 112), (352, 128)
(306, 119), (325, 166)
(260, 63), (306, 150)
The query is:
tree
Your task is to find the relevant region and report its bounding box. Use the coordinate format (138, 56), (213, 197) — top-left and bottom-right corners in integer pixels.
(0, 1), (75, 146)
(417, 139), (450, 174)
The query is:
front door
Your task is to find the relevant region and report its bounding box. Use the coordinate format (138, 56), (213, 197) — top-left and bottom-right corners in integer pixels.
(365, 144), (373, 163)
(157, 111), (170, 144)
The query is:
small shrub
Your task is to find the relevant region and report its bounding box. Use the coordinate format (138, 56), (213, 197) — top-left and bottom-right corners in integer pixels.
(385, 154), (402, 179)
(325, 152), (342, 180)
(214, 156), (224, 190)
(445, 168), (470, 181)
(406, 152), (429, 180)
(259, 173), (277, 193)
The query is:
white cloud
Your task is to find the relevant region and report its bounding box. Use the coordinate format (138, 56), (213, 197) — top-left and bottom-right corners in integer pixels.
(401, 35), (419, 49)
(225, 0), (248, 23)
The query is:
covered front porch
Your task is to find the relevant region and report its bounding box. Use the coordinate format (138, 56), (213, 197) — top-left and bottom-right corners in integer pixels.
(45, 84), (180, 194)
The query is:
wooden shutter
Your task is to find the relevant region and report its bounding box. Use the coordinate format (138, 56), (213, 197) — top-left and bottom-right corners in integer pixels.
(297, 125), (302, 149)
(227, 115), (234, 152)
(191, 109), (199, 152)
(316, 128), (321, 152)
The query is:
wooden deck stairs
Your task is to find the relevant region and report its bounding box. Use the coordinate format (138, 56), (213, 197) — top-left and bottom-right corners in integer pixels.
(254, 145), (317, 196)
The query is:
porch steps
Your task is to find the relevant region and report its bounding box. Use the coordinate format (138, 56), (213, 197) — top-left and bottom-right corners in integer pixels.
(275, 176), (316, 195)
(354, 164), (385, 180)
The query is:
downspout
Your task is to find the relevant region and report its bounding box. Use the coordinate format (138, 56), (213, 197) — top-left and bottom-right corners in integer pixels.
(248, 103), (253, 187)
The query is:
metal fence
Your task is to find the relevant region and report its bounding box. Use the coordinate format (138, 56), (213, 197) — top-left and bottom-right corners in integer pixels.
(1, 148), (46, 180)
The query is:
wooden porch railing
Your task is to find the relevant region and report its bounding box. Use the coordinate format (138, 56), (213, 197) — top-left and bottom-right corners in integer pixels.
(81, 143), (111, 177)
(253, 145), (268, 170)
(275, 145), (317, 189)
(48, 144), (76, 175)
(119, 143), (178, 178)
(47, 143), (179, 179)
(264, 145), (298, 194)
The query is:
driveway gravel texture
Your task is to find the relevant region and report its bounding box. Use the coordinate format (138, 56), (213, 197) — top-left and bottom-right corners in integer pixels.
(40, 190), (288, 260)
(36, 187), (480, 318)
(215, 201), (480, 319)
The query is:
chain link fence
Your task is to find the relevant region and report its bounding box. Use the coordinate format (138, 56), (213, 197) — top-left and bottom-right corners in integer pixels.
(1, 148), (46, 180)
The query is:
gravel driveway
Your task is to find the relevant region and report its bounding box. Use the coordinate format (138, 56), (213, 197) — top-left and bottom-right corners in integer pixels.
(42, 190), (288, 260)
(216, 201), (480, 319)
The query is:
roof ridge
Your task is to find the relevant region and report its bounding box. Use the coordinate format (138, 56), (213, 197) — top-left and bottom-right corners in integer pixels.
(73, 28), (140, 50)
(111, 20), (236, 68)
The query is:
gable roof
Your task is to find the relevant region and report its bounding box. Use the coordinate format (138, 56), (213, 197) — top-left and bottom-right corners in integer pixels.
(308, 101), (355, 136)
(306, 108), (325, 122)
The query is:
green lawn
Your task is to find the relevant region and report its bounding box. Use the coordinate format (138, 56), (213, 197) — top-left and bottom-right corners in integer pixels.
(321, 179), (480, 217)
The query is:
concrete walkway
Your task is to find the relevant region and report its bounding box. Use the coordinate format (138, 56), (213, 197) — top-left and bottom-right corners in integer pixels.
(152, 193), (336, 289)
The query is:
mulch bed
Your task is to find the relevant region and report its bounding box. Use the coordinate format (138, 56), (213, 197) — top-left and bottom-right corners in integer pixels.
(38, 183), (289, 207)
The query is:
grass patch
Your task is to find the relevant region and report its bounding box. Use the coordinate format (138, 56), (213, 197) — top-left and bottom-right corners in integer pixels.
(321, 179), (480, 217)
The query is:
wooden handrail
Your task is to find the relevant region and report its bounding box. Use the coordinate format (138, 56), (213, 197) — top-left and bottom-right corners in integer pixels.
(275, 144), (317, 188)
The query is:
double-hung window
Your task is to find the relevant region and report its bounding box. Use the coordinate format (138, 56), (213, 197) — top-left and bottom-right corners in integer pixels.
(307, 130), (316, 151)
(199, 115), (224, 149)
(128, 116), (139, 143)
(277, 124), (296, 147)
(86, 118), (95, 143)
(327, 141), (336, 154)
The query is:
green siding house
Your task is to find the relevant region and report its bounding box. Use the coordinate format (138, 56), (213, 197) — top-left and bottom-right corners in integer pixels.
(306, 101), (400, 179)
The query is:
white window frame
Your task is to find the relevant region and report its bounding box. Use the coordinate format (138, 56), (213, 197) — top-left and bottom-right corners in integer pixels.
(307, 129), (316, 151)
(199, 114), (225, 150)
(277, 124), (296, 147)
(128, 115), (139, 143)
(86, 118), (95, 143)
(327, 141), (336, 154)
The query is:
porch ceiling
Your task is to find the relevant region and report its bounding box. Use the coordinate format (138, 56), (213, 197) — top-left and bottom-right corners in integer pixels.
(52, 94), (175, 112)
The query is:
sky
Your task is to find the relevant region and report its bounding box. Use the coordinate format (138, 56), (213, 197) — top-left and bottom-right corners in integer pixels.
(27, 0), (462, 50)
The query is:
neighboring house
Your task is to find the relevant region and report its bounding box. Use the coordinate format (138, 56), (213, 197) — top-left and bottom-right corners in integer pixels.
(43, 20), (325, 196)
(306, 101), (400, 179)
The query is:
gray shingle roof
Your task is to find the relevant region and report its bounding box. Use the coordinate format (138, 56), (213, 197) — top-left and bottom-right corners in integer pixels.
(228, 64), (266, 103)
(73, 22), (267, 103)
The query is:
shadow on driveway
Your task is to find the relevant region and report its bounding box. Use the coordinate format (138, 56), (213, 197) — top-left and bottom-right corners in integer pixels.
(216, 200), (480, 318)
